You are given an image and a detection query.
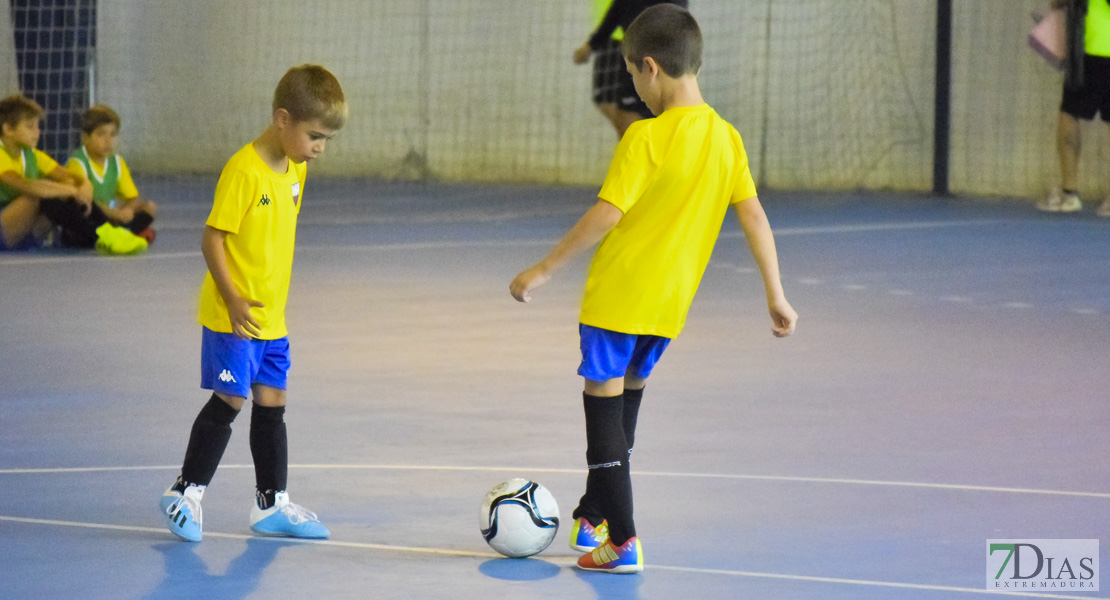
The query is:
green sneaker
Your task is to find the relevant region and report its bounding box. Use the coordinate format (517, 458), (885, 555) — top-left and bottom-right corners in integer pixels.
(95, 223), (148, 255)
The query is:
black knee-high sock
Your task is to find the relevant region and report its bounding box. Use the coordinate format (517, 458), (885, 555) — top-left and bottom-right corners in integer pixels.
(127, 211), (154, 234)
(250, 404), (288, 509)
(576, 392), (635, 546)
(176, 394), (240, 491)
(622, 387), (644, 460)
(38, 199), (108, 248)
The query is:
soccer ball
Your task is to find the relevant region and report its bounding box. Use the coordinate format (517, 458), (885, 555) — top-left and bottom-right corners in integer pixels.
(479, 479), (560, 558)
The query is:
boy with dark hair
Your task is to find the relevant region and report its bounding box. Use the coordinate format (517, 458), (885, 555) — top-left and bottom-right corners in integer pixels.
(67, 104), (158, 241)
(0, 95), (146, 253)
(511, 5), (797, 573)
(159, 64), (347, 542)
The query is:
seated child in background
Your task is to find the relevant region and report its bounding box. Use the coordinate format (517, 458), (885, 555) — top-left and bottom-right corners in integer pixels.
(0, 95), (147, 254)
(67, 105), (157, 242)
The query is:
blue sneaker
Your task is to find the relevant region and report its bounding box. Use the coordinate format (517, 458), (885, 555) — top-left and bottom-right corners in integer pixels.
(569, 517), (609, 552)
(249, 492), (330, 539)
(160, 485), (204, 542)
(577, 537), (643, 574)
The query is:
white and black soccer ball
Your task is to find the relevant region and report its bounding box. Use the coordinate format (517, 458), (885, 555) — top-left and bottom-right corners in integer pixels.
(479, 479), (560, 558)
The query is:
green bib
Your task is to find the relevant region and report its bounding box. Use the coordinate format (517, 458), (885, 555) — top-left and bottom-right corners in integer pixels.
(70, 146), (121, 207)
(0, 144), (40, 207)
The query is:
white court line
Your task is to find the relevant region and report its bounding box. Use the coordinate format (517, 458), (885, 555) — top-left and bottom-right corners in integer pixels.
(0, 219), (1005, 267)
(0, 514), (1100, 599)
(2, 463), (1108, 499)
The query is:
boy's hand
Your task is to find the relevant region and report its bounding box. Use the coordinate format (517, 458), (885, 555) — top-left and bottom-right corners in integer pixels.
(116, 205), (135, 224)
(227, 296), (265, 339)
(768, 298), (798, 338)
(572, 43), (591, 64)
(510, 265), (551, 303)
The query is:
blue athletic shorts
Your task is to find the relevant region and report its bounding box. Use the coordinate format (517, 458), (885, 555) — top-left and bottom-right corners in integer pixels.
(577, 323), (672, 382)
(200, 328), (290, 399)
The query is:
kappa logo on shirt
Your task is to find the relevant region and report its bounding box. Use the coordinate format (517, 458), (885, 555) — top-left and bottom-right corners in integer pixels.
(257, 194), (272, 207)
(218, 369), (236, 383)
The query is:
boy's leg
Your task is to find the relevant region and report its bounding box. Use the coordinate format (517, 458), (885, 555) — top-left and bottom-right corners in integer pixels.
(581, 384), (635, 547)
(37, 198), (107, 247)
(177, 392), (244, 490)
(0, 197), (41, 248)
(246, 338), (328, 538)
(249, 384), (287, 510)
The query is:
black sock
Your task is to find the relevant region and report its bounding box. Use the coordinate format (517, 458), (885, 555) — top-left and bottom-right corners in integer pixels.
(250, 404), (287, 509)
(574, 392), (635, 546)
(622, 387), (644, 460)
(127, 211), (154, 234)
(38, 199), (109, 248)
(176, 394), (240, 491)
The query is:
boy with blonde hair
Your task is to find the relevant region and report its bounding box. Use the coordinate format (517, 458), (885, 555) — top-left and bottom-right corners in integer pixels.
(0, 95), (145, 253)
(160, 64), (347, 542)
(511, 5), (797, 573)
(67, 105), (157, 241)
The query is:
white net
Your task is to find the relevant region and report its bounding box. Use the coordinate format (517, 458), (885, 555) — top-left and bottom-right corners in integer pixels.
(2, 0), (1085, 198)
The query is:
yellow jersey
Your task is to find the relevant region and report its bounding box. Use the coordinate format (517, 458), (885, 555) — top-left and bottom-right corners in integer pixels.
(580, 104), (757, 338)
(0, 142), (59, 206)
(65, 149), (139, 206)
(197, 143), (306, 339)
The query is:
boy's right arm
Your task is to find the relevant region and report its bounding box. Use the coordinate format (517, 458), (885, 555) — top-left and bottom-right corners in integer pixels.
(201, 225), (263, 339)
(510, 199), (623, 302)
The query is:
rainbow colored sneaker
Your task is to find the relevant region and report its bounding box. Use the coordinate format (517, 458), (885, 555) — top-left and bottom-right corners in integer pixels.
(576, 536), (643, 574)
(569, 517), (609, 552)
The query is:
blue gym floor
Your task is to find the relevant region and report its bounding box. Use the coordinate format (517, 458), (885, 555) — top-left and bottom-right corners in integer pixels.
(1, 178), (1107, 599)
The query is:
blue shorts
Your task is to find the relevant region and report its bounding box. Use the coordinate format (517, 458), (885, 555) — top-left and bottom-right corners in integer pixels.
(200, 328), (291, 399)
(577, 324), (671, 382)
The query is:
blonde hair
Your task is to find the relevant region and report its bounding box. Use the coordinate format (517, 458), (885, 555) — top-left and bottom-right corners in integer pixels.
(273, 64), (348, 130)
(0, 95), (44, 130)
(81, 104), (121, 135)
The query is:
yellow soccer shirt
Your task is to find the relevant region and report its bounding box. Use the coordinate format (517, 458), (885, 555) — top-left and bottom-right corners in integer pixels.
(580, 104), (757, 338)
(65, 151), (139, 206)
(0, 142), (59, 206)
(197, 143), (306, 339)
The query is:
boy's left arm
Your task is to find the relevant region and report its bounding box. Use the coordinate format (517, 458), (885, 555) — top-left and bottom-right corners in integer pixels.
(734, 196), (798, 337)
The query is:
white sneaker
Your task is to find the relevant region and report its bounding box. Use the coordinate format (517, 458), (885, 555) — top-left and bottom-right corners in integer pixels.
(249, 491), (330, 538)
(160, 485), (204, 542)
(1036, 189), (1082, 212)
(1096, 198), (1110, 218)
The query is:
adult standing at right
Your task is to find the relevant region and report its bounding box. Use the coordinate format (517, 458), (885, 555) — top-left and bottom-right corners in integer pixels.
(572, 0), (688, 138)
(1038, 0), (1110, 216)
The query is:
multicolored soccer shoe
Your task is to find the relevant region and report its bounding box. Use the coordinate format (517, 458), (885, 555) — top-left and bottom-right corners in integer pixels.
(576, 536), (643, 574)
(569, 517), (609, 552)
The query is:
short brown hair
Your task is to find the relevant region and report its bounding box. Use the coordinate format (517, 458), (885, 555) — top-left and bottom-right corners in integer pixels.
(0, 95), (44, 130)
(273, 64), (348, 130)
(623, 4), (703, 78)
(81, 104), (121, 135)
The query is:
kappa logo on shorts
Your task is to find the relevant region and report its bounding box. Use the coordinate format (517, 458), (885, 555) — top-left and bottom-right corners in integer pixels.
(257, 194), (271, 207)
(218, 369), (236, 383)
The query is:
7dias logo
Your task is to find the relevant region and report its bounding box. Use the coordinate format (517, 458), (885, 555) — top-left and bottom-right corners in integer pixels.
(987, 540), (1098, 591)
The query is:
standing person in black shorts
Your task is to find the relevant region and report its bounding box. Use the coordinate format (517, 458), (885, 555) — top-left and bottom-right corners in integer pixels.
(573, 0), (688, 138)
(1038, 0), (1110, 216)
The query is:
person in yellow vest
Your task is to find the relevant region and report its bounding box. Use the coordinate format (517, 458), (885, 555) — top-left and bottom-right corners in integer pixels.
(573, 0), (688, 138)
(0, 95), (146, 253)
(1039, 0), (1110, 216)
(158, 65), (346, 543)
(66, 105), (157, 242)
(513, 5), (797, 573)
